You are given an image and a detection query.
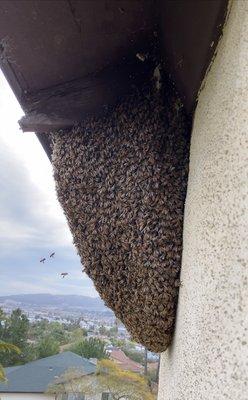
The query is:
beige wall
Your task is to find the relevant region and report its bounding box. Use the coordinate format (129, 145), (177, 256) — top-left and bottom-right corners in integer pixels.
(0, 394), (54, 400)
(158, 1), (248, 399)
(0, 393), (102, 400)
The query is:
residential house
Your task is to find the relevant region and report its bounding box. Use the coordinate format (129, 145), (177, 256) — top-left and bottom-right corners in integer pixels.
(0, 351), (101, 400)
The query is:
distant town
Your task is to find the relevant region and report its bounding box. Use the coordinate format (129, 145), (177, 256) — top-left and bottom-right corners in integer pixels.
(0, 293), (159, 366)
(0, 293), (116, 333)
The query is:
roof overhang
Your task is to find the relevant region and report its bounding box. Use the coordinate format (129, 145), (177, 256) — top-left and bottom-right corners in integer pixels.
(0, 0), (228, 157)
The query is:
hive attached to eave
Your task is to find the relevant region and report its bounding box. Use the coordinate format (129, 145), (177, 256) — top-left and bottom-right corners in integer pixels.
(50, 82), (190, 352)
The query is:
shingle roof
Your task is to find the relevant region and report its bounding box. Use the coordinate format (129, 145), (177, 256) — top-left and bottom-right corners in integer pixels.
(0, 351), (96, 393)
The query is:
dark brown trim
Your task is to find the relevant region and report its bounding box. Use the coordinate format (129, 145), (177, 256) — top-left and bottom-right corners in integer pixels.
(159, 0), (228, 114)
(19, 59), (153, 133)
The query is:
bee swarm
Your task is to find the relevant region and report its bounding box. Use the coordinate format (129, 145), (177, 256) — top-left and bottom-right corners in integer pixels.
(50, 83), (190, 352)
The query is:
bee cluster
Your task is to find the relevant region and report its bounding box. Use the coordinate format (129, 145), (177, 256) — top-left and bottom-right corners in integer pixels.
(50, 81), (190, 352)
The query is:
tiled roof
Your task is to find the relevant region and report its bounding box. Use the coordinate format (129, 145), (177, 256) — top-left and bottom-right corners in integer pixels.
(110, 349), (143, 373)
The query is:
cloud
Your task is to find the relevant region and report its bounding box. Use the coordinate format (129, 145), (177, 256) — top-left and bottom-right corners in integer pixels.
(0, 140), (70, 253)
(0, 72), (97, 297)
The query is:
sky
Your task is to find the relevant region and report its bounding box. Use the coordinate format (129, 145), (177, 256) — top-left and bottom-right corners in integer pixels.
(0, 71), (97, 297)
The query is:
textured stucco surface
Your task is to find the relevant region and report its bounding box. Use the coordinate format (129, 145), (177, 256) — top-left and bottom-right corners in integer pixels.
(158, 1), (248, 399)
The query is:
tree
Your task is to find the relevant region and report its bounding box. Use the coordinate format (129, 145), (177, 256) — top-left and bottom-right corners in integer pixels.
(95, 360), (154, 400)
(29, 319), (50, 340)
(29, 319), (70, 346)
(49, 360), (155, 400)
(69, 338), (108, 360)
(4, 308), (29, 348)
(49, 322), (69, 345)
(47, 367), (96, 398)
(110, 338), (126, 348)
(108, 326), (118, 337)
(36, 335), (60, 359)
(0, 341), (20, 381)
(70, 327), (87, 343)
(0, 308), (7, 340)
(99, 325), (108, 336)
(0, 309), (31, 366)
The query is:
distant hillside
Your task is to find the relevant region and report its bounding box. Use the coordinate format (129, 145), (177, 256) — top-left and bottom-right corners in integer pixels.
(0, 293), (109, 311)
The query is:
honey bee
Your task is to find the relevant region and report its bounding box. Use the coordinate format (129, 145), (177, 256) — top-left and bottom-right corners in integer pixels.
(50, 73), (190, 353)
(136, 53), (147, 62)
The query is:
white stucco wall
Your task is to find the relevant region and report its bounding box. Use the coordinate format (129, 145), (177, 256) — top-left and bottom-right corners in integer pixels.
(158, 1), (248, 399)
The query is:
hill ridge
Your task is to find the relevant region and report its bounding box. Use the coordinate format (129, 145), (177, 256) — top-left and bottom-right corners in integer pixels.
(0, 293), (108, 311)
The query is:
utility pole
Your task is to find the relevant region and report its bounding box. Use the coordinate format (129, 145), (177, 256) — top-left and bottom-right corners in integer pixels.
(144, 347), (148, 376)
(156, 354), (161, 382)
